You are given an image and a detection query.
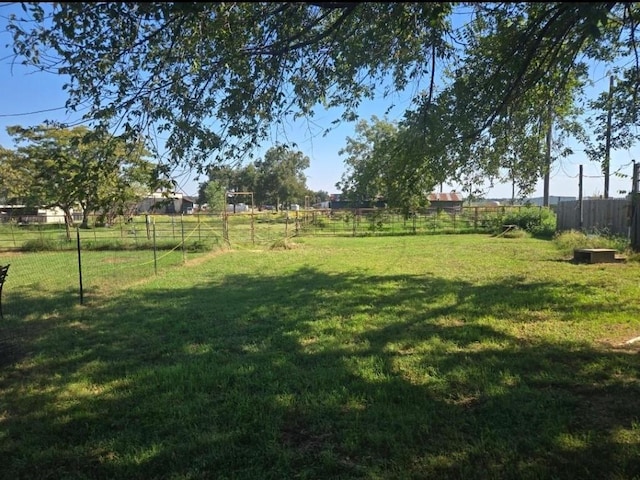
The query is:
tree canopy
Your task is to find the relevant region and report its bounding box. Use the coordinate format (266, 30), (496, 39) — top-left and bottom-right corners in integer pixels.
(198, 145), (311, 210)
(6, 2), (640, 194)
(2, 124), (165, 237)
(255, 145), (310, 209)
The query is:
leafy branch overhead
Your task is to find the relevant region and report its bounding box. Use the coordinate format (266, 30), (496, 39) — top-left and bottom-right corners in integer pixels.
(6, 2), (640, 185)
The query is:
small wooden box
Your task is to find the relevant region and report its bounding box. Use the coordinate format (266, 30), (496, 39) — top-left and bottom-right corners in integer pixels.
(573, 248), (617, 264)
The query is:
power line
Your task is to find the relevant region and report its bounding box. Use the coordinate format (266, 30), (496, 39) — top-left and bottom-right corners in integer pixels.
(0, 105), (69, 117)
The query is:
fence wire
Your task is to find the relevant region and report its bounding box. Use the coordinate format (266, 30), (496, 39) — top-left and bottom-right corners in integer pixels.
(0, 206), (548, 318)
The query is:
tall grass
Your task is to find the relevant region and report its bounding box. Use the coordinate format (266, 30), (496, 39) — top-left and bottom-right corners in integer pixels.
(553, 229), (632, 256)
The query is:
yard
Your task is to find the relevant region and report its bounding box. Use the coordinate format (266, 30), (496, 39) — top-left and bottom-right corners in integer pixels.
(0, 234), (639, 479)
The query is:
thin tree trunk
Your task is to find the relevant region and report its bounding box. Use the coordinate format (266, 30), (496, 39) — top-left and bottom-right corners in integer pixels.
(63, 207), (74, 241)
(81, 207), (90, 229)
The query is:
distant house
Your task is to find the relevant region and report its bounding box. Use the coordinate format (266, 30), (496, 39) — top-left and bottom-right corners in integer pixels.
(137, 192), (197, 214)
(226, 203), (250, 213)
(426, 192), (464, 211)
(180, 196), (196, 214)
(0, 204), (76, 224)
(312, 201), (331, 209)
(328, 193), (387, 210)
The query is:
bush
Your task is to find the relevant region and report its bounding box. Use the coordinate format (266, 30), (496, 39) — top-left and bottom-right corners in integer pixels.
(312, 217), (327, 229)
(487, 207), (557, 238)
(81, 239), (126, 251)
(626, 251), (640, 263)
(501, 227), (529, 239)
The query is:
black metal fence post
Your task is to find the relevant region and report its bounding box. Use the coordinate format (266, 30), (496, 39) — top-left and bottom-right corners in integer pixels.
(76, 226), (84, 305)
(181, 214), (186, 263)
(152, 218), (158, 275)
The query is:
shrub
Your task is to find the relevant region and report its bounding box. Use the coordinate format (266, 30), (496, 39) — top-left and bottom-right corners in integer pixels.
(487, 207), (557, 238)
(81, 239), (126, 251)
(626, 251), (640, 263)
(366, 211), (385, 232)
(510, 207), (555, 237)
(501, 227), (529, 239)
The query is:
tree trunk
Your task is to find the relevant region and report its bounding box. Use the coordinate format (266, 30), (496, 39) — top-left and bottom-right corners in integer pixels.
(81, 207), (90, 229)
(62, 207), (74, 241)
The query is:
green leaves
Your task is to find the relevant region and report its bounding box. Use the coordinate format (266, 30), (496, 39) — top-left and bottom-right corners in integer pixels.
(7, 3), (456, 169)
(199, 145), (310, 208)
(6, 1), (640, 195)
(3, 124), (163, 231)
(255, 145), (310, 208)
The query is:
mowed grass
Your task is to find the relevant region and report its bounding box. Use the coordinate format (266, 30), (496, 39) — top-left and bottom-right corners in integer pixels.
(0, 234), (639, 479)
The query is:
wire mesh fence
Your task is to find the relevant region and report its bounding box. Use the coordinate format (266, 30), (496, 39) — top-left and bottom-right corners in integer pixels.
(0, 205), (545, 249)
(0, 205), (548, 319)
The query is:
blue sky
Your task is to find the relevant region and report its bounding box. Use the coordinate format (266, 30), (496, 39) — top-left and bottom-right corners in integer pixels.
(1, 4), (637, 200)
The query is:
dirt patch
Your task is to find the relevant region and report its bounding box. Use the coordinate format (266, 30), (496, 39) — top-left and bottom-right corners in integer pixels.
(597, 326), (640, 353)
(280, 414), (333, 455)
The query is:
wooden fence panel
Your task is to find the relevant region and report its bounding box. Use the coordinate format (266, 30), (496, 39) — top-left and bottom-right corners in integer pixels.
(556, 199), (631, 235)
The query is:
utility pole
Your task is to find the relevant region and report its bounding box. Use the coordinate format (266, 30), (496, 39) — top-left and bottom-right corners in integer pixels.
(604, 75), (614, 199)
(632, 161), (639, 251)
(543, 107), (553, 207)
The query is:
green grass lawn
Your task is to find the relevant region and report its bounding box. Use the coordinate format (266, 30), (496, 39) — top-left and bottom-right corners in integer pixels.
(1, 234), (639, 479)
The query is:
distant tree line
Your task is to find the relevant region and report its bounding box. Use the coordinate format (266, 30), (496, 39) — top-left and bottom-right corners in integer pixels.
(197, 145), (329, 211)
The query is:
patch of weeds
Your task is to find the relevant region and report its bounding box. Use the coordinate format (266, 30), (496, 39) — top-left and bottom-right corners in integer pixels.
(501, 227), (529, 239)
(186, 240), (215, 252)
(553, 229), (630, 257)
(270, 237), (300, 250)
(21, 237), (72, 251)
(312, 218), (327, 229)
(81, 239), (126, 251)
(625, 251), (640, 263)
(486, 206), (556, 238)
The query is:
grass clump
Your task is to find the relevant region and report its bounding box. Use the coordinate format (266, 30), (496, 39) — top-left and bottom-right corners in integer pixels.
(21, 237), (72, 251)
(500, 226), (529, 239)
(553, 229), (630, 256)
(626, 251), (640, 262)
(186, 240), (216, 252)
(270, 237), (300, 250)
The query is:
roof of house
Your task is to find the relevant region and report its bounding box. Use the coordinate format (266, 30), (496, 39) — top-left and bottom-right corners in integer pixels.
(428, 192), (464, 203)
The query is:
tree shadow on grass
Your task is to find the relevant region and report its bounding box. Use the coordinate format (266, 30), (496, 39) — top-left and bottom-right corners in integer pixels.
(1, 267), (639, 479)
(0, 286), (82, 367)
